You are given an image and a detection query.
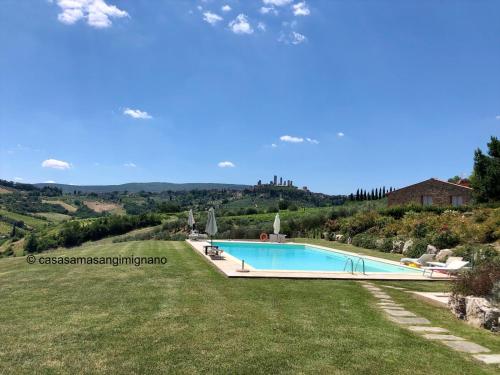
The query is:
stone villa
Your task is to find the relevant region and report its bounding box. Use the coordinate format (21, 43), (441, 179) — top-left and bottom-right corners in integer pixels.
(387, 178), (473, 207)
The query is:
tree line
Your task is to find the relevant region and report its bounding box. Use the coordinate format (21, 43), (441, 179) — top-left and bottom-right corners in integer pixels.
(348, 187), (394, 201)
(24, 213), (161, 253)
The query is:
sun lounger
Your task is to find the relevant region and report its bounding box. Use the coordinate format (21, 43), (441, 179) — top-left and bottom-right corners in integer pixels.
(400, 253), (434, 267)
(422, 260), (469, 277)
(426, 256), (463, 268)
(188, 231), (208, 241)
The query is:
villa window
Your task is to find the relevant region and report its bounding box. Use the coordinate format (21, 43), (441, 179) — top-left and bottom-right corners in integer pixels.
(451, 196), (464, 207)
(422, 195), (433, 206)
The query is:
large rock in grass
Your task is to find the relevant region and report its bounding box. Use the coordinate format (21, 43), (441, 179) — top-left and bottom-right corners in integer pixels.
(449, 294), (467, 319)
(436, 249), (453, 262)
(465, 297), (500, 330)
(449, 295), (500, 331)
(392, 240), (404, 253)
(426, 244), (438, 254)
(402, 239), (414, 255)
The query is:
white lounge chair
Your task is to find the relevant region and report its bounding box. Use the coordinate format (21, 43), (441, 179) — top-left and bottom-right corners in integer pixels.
(422, 260), (469, 277)
(188, 230), (208, 241)
(400, 253), (434, 267)
(425, 256), (463, 268)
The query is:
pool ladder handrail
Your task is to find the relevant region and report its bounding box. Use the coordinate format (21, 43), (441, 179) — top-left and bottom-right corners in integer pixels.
(343, 257), (354, 274)
(354, 257), (366, 274)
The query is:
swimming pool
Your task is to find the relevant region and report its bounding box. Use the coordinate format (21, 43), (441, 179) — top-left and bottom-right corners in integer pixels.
(212, 241), (421, 274)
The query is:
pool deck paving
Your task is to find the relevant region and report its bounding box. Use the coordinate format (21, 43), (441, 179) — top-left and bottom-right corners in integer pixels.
(362, 281), (499, 366)
(186, 240), (450, 280)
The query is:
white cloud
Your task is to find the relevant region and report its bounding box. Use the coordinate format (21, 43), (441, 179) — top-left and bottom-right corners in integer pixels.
(123, 108), (152, 119)
(293, 2), (310, 16)
(229, 14), (253, 34)
(271, 143), (278, 148)
(55, 0), (128, 28)
(257, 22), (266, 31)
(306, 138), (319, 144)
(260, 6), (278, 15)
(337, 132), (345, 137)
(124, 162), (137, 168)
(203, 11), (223, 25)
(221, 5), (231, 12)
(280, 135), (304, 143)
(291, 31), (307, 44)
(42, 159), (71, 170)
(218, 161), (235, 168)
(263, 0), (292, 6)
(496, 115), (500, 120)
(14, 177), (23, 181)
(44, 180), (56, 183)
(278, 30), (307, 45)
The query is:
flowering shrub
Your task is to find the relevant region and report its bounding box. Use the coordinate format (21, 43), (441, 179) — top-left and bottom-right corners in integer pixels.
(452, 260), (500, 298)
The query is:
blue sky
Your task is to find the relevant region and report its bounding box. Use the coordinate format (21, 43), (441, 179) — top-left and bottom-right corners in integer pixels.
(0, 0), (499, 194)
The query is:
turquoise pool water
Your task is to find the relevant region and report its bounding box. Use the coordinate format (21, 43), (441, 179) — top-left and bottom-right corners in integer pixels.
(213, 242), (421, 273)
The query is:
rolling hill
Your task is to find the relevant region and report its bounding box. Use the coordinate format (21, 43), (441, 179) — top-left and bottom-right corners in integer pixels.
(34, 182), (251, 193)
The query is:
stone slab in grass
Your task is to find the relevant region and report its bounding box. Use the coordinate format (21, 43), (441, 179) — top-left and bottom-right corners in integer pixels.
(377, 301), (400, 306)
(383, 286), (406, 290)
(383, 309), (417, 317)
(422, 334), (464, 341)
(408, 326), (449, 333)
(378, 305), (404, 310)
(389, 316), (430, 325)
(373, 294), (391, 299)
(442, 341), (490, 354)
(472, 354), (500, 364)
(378, 299), (394, 304)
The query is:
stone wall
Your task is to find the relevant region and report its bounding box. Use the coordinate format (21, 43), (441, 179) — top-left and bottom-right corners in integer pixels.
(387, 178), (473, 207)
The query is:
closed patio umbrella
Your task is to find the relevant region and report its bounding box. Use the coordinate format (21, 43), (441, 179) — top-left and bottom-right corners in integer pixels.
(205, 207), (218, 246)
(273, 213), (280, 235)
(188, 209), (195, 230)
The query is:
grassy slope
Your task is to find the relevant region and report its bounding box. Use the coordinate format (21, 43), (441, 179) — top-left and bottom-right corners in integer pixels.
(36, 212), (72, 222)
(42, 199), (78, 213)
(0, 241), (498, 374)
(0, 221), (11, 235)
(0, 209), (48, 229)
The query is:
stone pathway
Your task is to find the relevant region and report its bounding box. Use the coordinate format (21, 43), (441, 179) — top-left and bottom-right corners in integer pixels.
(359, 282), (500, 367)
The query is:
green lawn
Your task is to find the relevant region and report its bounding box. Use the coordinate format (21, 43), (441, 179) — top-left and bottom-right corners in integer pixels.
(0, 240), (498, 374)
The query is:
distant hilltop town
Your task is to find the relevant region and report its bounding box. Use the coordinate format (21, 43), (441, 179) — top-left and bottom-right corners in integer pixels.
(255, 175), (309, 191)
